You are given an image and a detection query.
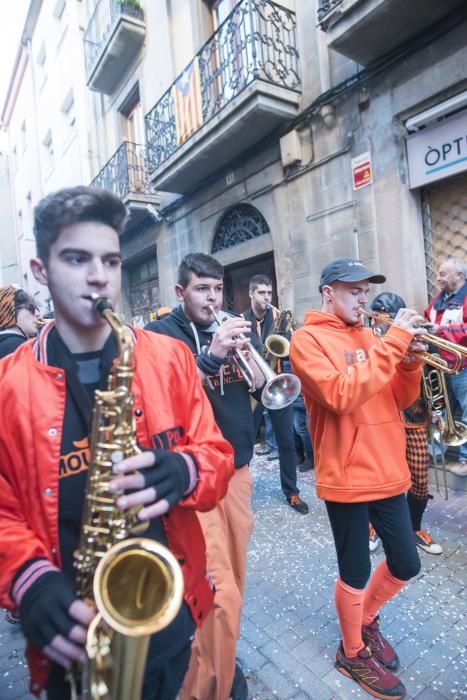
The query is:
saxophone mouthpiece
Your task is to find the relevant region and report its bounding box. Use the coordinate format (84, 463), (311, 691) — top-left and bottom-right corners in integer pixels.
(90, 294), (114, 316)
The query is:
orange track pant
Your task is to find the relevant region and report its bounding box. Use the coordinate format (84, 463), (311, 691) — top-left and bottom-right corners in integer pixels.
(180, 465), (254, 700)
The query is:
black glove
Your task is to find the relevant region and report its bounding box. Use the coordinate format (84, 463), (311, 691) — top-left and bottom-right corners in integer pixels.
(19, 570), (77, 649)
(142, 450), (195, 507)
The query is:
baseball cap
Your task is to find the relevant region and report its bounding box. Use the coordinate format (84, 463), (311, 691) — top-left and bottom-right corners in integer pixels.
(319, 257), (386, 292)
(371, 292), (406, 318)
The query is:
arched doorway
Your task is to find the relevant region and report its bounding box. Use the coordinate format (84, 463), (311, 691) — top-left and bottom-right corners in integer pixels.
(211, 204), (276, 313)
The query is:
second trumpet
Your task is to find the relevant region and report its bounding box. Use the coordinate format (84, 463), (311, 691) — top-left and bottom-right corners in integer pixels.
(208, 306), (301, 410)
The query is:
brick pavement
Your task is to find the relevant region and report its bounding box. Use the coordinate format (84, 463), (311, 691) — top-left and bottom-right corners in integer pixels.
(1, 455), (466, 699)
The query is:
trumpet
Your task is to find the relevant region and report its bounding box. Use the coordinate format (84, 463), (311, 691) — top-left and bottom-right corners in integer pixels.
(359, 308), (467, 375)
(208, 306), (301, 410)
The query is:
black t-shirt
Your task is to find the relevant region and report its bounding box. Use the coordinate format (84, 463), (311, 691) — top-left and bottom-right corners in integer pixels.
(45, 328), (194, 673)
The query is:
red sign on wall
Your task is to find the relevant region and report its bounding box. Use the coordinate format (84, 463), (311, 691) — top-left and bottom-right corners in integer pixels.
(351, 151), (373, 190)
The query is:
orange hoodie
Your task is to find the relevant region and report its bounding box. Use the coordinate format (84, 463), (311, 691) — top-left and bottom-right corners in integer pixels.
(290, 311), (422, 503)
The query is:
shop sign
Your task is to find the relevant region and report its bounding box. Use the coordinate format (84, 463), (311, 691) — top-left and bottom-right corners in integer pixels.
(406, 110), (467, 188)
(351, 151), (372, 190)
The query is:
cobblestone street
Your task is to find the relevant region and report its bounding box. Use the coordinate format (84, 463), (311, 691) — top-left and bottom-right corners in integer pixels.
(1, 455), (466, 699)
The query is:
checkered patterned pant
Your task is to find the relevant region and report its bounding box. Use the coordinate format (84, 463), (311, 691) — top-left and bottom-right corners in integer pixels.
(406, 425), (429, 500)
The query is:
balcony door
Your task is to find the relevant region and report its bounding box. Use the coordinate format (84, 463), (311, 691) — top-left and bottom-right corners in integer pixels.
(120, 86), (145, 193)
(204, 0), (252, 118)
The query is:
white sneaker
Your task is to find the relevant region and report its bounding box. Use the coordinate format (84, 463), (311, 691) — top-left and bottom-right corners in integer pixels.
(369, 526), (380, 553)
(415, 530), (443, 555)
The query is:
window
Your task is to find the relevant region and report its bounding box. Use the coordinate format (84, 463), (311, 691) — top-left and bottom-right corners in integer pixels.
(20, 121), (27, 154)
(61, 89), (76, 131)
(53, 0), (66, 19)
(42, 129), (54, 173)
(36, 43), (47, 91)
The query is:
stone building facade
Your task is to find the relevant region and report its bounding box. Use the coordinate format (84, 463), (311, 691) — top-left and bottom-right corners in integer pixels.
(3, 0), (466, 321)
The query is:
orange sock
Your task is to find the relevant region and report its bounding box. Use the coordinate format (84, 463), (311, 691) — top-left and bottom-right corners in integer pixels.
(334, 578), (365, 658)
(362, 560), (406, 625)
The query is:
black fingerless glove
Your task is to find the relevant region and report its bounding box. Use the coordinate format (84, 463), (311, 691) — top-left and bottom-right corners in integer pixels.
(19, 570), (77, 649)
(196, 345), (225, 375)
(143, 450), (198, 507)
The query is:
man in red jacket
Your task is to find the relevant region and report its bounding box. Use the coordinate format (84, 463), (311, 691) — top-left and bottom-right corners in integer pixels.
(291, 258), (426, 700)
(0, 186), (234, 700)
(425, 257), (467, 474)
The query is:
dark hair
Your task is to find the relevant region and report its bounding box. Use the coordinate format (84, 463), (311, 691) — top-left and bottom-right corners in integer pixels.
(249, 273), (272, 292)
(33, 186), (129, 265)
(14, 289), (35, 311)
(177, 253), (224, 288)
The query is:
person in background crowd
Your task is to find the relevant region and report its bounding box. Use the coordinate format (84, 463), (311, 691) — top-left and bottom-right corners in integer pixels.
(146, 253), (261, 700)
(291, 257), (426, 700)
(425, 257), (467, 475)
(368, 292), (443, 556)
(0, 283), (41, 625)
(0, 284), (39, 359)
(282, 358), (314, 472)
(244, 274), (309, 514)
(0, 188), (233, 700)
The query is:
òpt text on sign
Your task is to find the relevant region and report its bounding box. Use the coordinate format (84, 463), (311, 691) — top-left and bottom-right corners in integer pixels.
(351, 151), (372, 190)
(406, 109), (467, 188)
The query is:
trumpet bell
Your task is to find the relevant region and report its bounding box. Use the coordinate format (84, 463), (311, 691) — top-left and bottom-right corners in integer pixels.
(264, 334), (290, 358)
(262, 374), (301, 410)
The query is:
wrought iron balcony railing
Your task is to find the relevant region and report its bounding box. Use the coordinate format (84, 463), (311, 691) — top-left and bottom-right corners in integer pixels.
(317, 0), (344, 24)
(145, 0), (300, 173)
(91, 142), (156, 200)
(84, 0), (144, 79)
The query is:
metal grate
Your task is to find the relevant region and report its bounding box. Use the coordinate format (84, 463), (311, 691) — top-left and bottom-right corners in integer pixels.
(84, 0), (144, 79)
(421, 172), (467, 300)
(90, 142), (156, 200)
(211, 203), (270, 253)
(145, 0), (300, 173)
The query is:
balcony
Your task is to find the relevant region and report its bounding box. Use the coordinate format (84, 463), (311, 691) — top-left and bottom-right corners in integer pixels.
(317, 0), (466, 66)
(84, 0), (145, 94)
(91, 142), (160, 228)
(145, 0), (301, 194)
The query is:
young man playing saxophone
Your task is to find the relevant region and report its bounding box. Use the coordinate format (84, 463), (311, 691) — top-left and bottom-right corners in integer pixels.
(0, 187), (234, 700)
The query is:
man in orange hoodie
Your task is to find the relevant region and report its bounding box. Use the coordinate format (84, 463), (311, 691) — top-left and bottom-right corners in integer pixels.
(290, 258), (426, 700)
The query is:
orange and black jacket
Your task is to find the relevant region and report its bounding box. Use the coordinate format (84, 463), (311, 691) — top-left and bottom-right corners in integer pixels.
(0, 324), (234, 696)
(290, 311), (422, 503)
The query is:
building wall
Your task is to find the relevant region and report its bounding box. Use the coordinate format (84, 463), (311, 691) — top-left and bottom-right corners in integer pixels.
(0, 152), (20, 286)
(3, 0), (94, 310)
(153, 3), (467, 320)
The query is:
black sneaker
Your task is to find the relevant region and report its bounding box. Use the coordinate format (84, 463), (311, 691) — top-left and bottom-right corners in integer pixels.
(230, 662), (248, 700)
(256, 445), (272, 456)
(267, 450), (279, 461)
(335, 643), (406, 699)
(287, 495), (309, 514)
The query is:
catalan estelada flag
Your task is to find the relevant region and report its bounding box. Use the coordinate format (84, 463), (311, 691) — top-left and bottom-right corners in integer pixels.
(173, 58), (203, 145)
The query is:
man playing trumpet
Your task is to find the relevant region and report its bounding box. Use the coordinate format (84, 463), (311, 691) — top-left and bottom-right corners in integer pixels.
(290, 257), (427, 700)
(146, 253), (262, 700)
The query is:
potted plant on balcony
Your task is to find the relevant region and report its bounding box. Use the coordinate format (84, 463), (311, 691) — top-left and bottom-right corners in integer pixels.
(117, 0), (143, 14)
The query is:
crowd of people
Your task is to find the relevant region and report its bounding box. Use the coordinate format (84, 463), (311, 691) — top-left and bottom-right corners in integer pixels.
(0, 185), (465, 700)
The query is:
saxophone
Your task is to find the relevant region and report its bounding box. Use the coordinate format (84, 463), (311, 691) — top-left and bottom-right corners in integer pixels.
(261, 304), (298, 371)
(69, 294), (184, 700)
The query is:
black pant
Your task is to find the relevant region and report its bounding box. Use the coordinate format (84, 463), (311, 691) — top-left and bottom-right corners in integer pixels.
(325, 494), (421, 590)
(254, 403), (298, 498)
(46, 640), (192, 700)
